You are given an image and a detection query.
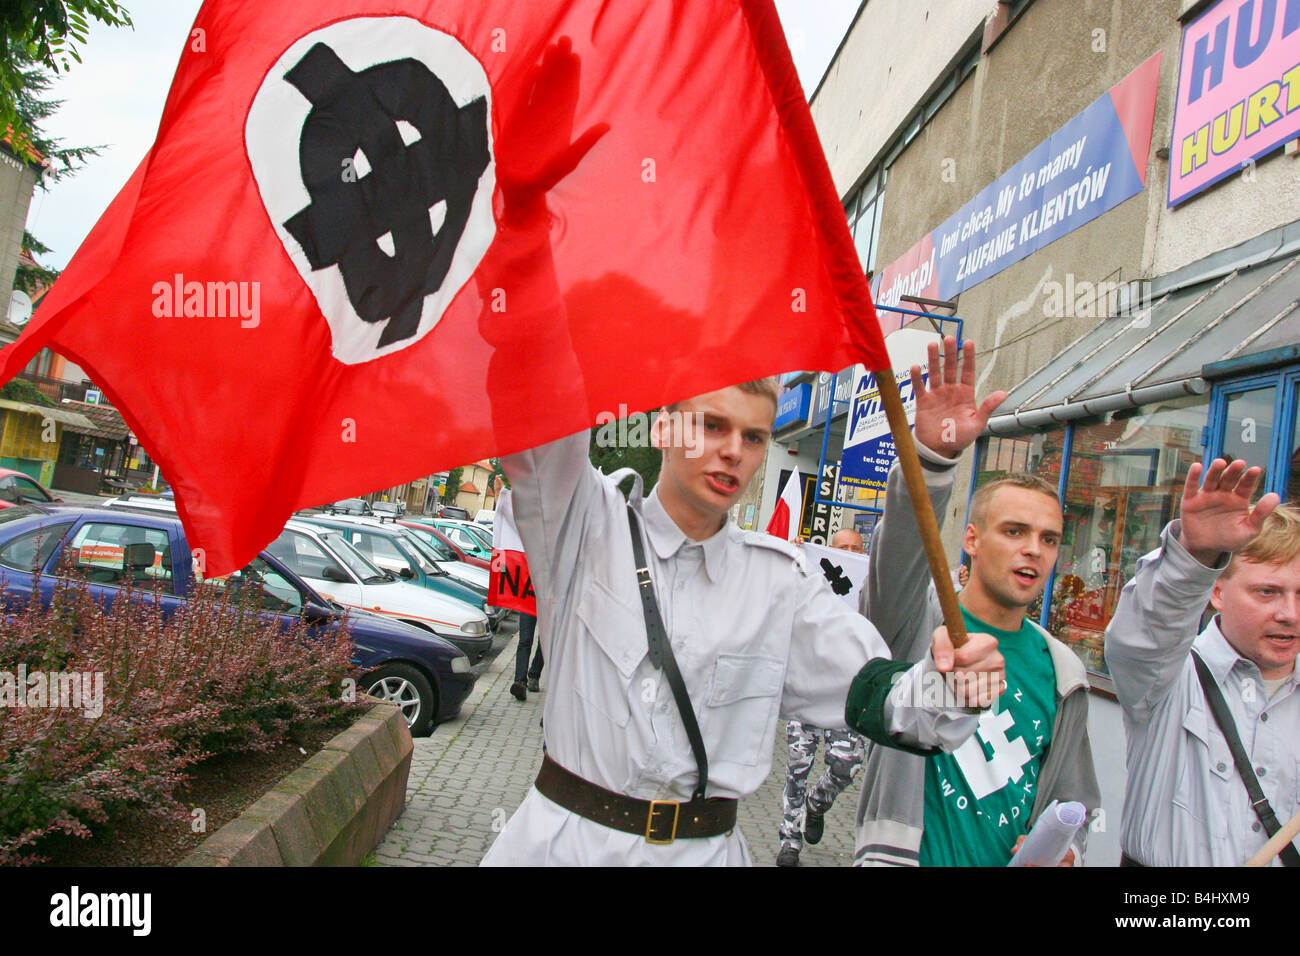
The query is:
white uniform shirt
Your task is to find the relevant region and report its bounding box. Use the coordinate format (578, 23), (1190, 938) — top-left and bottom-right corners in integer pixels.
(1106, 521), (1300, 866)
(481, 431), (966, 866)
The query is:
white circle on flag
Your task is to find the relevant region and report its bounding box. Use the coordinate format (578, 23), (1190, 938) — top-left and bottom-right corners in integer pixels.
(245, 17), (496, 364)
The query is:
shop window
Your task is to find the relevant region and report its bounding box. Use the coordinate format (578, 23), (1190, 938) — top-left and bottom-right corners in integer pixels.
(974, 428), (1067, 497)
(1207, 366), (1300, 501)
(1049, 395), (1207, 676)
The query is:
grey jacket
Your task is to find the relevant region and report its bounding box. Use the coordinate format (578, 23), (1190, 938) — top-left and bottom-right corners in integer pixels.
(1104, 522), (1300, 866)
(852, 451), (1100, 866)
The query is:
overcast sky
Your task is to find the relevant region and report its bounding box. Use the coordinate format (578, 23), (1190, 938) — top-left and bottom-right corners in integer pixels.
(24, 0), (862, 270)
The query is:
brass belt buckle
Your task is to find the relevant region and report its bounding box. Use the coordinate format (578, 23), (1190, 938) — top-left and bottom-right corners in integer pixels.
(645, 800), (680, 844)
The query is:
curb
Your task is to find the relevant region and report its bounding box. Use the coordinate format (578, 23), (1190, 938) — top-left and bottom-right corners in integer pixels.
(179, 700), (414, 867)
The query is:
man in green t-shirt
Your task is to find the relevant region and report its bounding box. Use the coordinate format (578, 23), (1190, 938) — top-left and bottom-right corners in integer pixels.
(846, 336), (1100, 867)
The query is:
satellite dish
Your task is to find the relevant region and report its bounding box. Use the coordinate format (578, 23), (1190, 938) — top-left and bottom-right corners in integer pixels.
(8, 291), (32, 327)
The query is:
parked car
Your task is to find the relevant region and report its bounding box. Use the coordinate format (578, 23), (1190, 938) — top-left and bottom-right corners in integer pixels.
(371, 500), (404, 517)
(297, 513), (506, 630)
(473, 508), (495, 530)
(102, 494), (493, 662)
(327, 498), (373, 516)
(445, 518), (494, 551)
(401, 518), (491, 570)
(438, 505), (470, 521)
(0, 504), (476, 734)
(0, 469), (62, 508)
(269, 519), (492, 661)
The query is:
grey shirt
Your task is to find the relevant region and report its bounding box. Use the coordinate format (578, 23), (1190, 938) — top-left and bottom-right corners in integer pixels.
(1104, 520), (1300, 866)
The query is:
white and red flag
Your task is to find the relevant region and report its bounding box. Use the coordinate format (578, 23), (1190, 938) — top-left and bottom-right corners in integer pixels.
(488, 489), (535, 616)
(766, 469), (803, 541)
(0, 0), (888, 574)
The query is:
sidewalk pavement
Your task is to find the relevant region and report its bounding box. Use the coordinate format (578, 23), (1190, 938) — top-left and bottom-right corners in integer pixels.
(374, 628), (860, 867)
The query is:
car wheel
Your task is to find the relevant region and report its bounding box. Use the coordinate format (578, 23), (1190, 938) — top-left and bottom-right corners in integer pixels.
(363, 663), (436, 737)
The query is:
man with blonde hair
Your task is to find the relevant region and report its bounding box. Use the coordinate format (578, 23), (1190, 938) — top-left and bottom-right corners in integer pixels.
(482, 376), (1006, 866)
(1106, 459), (1298, 866)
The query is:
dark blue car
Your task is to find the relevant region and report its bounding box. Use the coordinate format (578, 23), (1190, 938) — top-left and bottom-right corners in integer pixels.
(0, 504), (476, 735)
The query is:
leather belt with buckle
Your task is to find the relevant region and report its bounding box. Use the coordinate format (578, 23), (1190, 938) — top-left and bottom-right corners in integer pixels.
(534, 754), (737, 843)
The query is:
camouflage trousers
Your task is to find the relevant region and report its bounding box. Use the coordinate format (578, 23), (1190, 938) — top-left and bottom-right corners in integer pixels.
(779, 720), (866, 849)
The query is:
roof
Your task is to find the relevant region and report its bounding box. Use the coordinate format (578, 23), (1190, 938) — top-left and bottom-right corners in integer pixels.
(0, 398), (94, 430)
(459, 481), (480, 495)
(57, 399), (131, 441)
(987, 251), (1300, 434)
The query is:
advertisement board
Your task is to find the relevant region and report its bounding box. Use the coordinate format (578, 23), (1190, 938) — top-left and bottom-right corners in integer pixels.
(1169, 0), (1300, 205)
(872, 54), (1161, 317)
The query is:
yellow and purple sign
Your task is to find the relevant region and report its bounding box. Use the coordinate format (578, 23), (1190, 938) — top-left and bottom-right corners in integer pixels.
(1170, 0), (1300, 206)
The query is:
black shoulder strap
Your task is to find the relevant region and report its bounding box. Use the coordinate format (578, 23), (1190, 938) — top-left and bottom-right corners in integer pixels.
(1191, 651), (1300, 867)
(626, 504), (709, 802)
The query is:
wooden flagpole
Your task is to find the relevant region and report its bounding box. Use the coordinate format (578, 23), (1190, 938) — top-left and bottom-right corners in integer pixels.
(1245, 809), (1300, 866)
(875, 366), (970, 649)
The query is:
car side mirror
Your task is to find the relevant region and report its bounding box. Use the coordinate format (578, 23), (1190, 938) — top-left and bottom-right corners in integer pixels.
(322, 566), (349, 583)
(302, 603), (336, 623)
(399, 567), (415, 579)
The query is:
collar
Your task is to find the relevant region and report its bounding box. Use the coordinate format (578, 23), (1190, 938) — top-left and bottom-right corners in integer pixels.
(1194, 616), (1298, 688)
(642, 487), (729, 583)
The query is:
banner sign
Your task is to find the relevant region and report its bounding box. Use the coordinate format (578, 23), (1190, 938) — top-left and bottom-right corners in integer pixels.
(1169, 0), (1300, 206)
(840, 329), (942, 491)
(774, 382), (812, 430)
(807, 463), (840, 545)
(805, 541), (869, 609)
(872, 53), (1160, 317)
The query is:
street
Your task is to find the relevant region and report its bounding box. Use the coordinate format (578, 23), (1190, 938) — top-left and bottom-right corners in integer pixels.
(375, 620), (860, 867)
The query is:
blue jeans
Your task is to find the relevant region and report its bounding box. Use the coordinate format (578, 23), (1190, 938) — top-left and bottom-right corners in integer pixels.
(513, 612), (544, 683)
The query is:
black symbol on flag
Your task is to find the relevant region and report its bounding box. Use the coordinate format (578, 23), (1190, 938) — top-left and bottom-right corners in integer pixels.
(283, 43), (490, 347)
(819, 558), (852, 596)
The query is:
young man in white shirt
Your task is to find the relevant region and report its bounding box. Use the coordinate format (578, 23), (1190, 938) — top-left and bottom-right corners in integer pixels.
(481, 378), (1006, 866)
(1106, 459), (1297, 866)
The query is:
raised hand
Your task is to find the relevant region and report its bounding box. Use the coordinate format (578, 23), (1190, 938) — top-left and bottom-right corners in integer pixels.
(495, 35), (610, 226)
(1177, 458), (1280, 566)
(911, 336), (1007, 460)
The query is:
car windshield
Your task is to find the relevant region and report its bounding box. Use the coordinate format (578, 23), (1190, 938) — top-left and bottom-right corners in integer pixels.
(395, 535), (440, 574)
(403, 531), (454, 571)
(319, 530), (387, 583)
(439, 522), (491, 557)
(404, 525), (457, 561)
(0, 505), (44, 526)
(462, 523), (493, 549)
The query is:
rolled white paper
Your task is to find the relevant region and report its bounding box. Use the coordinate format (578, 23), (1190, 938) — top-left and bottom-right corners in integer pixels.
(1007, 800), (1087, 867)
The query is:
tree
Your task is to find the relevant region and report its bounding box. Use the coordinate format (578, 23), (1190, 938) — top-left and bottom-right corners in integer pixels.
(14, 231), (59, 294)
(4, 54), (109, 300)
(0, 377), (55, 406)
(589, 415), (662, 491)
(443, 467), (463, 502)
(1, 1), (132, 152)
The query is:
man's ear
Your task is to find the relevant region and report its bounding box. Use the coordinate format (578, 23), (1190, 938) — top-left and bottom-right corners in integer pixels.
(1210, 579), (1225, 612)
(963, 523), (979, 559)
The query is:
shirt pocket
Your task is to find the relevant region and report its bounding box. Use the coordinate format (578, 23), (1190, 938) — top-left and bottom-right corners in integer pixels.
(1174, 701), (1234, 825)
(573, 578), (647, 728)
(705, 653), (785, 767)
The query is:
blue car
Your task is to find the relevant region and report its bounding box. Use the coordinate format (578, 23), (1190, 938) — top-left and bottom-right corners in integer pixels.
(0, 504), (476, 735)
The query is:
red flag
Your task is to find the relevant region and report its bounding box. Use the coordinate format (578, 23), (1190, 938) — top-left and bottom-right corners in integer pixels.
(0, 0), (886, 574)
(766, 468), (803, 540)
(487, 489), (535, 615)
